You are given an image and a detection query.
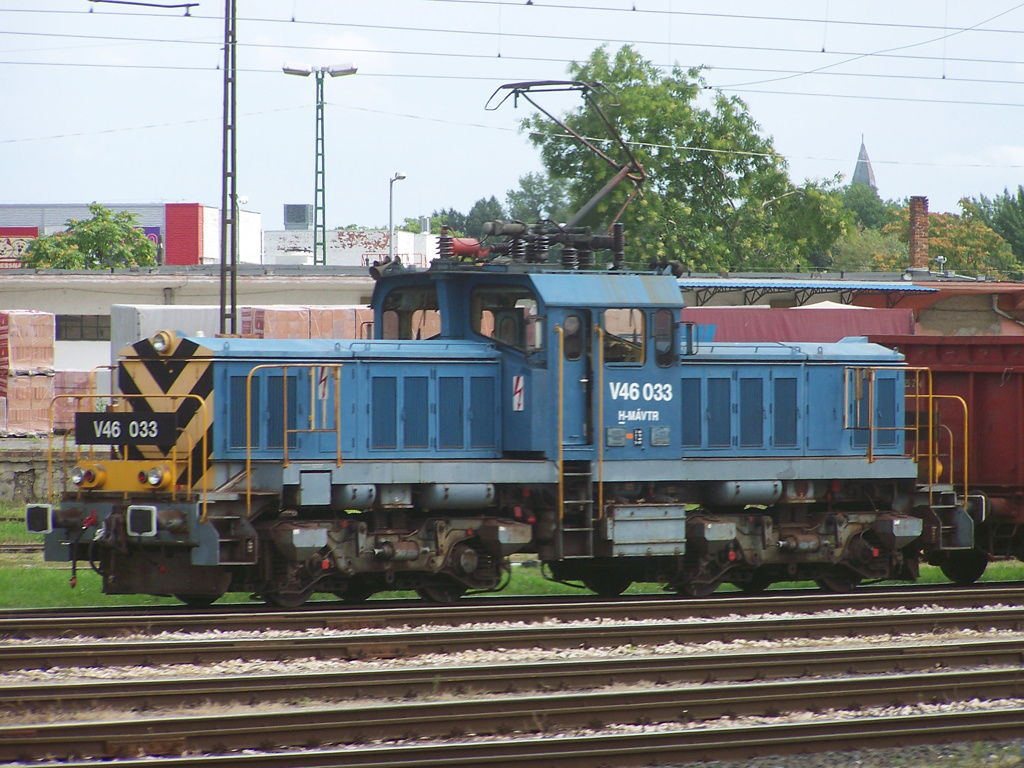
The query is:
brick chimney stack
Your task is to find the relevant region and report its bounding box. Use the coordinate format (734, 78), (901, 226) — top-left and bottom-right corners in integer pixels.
(908, 196), (929, 270)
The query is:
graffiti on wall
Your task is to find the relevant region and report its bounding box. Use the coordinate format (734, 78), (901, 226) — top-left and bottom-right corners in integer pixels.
(0, 228), (38, 268)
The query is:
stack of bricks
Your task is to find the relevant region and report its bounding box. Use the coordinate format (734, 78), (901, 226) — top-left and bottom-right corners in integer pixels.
(0, 310), (55, 435)
(240, 305), (375, 340)
(240, 306), (311, 339)
(53, 370), (94, 433)
(308, 306), (375, 340)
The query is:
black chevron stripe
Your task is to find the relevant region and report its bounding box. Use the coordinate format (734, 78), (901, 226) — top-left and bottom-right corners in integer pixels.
(138, 339), (203, 393)
(177, 425), (214, 488)
(115, 340), (214, 487)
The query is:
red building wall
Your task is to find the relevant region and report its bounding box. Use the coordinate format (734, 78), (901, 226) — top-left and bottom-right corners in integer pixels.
(163, 203), (202, 265)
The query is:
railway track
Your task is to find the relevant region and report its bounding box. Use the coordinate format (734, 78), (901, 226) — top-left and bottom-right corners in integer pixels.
(4, 665), (1024, 764)
(5, 603), (1024, 672)
(4, 582), (1024, 640)
(4, 634), (1024, 714)
(0, 543), (41, 555)
(5, 594), (1024, 766)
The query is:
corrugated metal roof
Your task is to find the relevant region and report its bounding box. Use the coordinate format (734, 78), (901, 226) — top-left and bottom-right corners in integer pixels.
(677, 278), (937, 293)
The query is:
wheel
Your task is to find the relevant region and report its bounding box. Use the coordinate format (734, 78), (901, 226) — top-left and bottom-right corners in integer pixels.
(582, 571), (632, 597)
(175, 593), (222, 608)
(940, 549), (989, 586)
(676, 578), (722, 598)
(264, 587), (313, 609)
(415, 580), (467, 603)
(814, 568), (862, 593)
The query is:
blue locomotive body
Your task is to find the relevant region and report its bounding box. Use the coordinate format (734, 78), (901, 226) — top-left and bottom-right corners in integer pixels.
(28, 250), (973, 605)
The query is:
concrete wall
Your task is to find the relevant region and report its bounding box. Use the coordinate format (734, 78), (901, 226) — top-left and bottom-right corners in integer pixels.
(263, 229), (438, 268)
(0, 441), (65, 502)
(0, 269), (375, 315)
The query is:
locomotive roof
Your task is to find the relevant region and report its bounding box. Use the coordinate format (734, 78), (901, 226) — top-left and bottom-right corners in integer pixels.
(528, 272), (683, 309)
(375, 266), (684, 310)
(149, 336), (501, 360)
(688, 337), (905, 363)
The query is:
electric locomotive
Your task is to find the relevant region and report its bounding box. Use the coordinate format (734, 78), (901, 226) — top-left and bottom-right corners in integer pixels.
(25, 221), (982, 605)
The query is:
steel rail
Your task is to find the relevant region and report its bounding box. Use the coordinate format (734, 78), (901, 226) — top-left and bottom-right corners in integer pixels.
(6, 696), (1024, 765)
(3, 583), (1024, 640)
(5, 635), (1024, 713)
(4, 605), (1024, 672)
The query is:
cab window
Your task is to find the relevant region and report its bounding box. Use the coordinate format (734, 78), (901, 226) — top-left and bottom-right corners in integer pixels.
(603, 308), (644, 365)
(653, 308), (675, 368)
(471, 285), (544, 353)
(563, 314), (584, 361)
(381, 286), (441, 340)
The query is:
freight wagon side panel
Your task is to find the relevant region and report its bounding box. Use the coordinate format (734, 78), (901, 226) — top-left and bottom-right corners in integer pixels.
(871, 335), (1024, 522)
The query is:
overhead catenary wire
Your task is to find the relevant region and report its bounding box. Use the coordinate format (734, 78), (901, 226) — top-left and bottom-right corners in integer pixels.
(2, 0), (1024, 203)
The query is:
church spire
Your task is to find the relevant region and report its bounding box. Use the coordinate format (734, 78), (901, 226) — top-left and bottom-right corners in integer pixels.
(852, 136), (876, 188)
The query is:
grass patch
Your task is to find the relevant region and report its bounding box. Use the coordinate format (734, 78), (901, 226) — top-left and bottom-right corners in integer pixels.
(4, 557), (1021, 610)
(0, 563), (182, 608)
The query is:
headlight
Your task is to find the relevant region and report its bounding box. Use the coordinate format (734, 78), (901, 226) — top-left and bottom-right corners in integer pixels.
(71, 466), (96, 486)
(69, 466), (102, 489)
(151, 331), (174, 355)
(141, 466), (171, 489)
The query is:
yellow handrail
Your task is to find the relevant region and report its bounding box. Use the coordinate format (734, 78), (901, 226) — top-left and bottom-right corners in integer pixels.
(595, 325), (605, 520)
(245, 363), (344, 517)
(843, 364), (970, 506)
(555, 325), (564, 526)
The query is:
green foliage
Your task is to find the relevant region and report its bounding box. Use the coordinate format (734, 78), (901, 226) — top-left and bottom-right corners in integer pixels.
(431, 207), (469, 236)
(505, 171), (571, 224)
(23, 203), (157, 270)
(962, 186), (1024, 264)
(882, 202), (1022, 278)
(524, 45), (849, 271)
(464, 196), (506, 239)
(398, 217), (423, 234)
(831, 226), (907, 272)
(842, 182), (897, 230)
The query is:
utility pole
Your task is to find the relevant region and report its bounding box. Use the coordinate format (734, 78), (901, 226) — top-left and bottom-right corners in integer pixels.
(219, 0), (238, 334)
(283, 63), (357, 267)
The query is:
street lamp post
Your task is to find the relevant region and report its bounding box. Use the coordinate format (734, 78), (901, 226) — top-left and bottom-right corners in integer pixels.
(283, 62), (357, 266)
(389, 172), (406, 262)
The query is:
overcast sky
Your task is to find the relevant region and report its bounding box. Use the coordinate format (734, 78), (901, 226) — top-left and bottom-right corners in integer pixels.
(3, 1), (1024, 232)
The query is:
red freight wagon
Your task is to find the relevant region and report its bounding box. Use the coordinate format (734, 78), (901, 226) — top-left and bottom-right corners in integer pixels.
(871, 335), (1024, 534)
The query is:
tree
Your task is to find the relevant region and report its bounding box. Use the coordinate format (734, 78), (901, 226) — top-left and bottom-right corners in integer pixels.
(962, 187), (1024, 263)
(842, 183), (896, 231)
(464, 196), (506, 239)
(831, 226), (906, 273)
(882, 202), (1022, 278)
(23, 203), (157, 269)
(431, 207), (468, 236)
(524, 45), (848, 271)
(505, 171), (571, 224)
